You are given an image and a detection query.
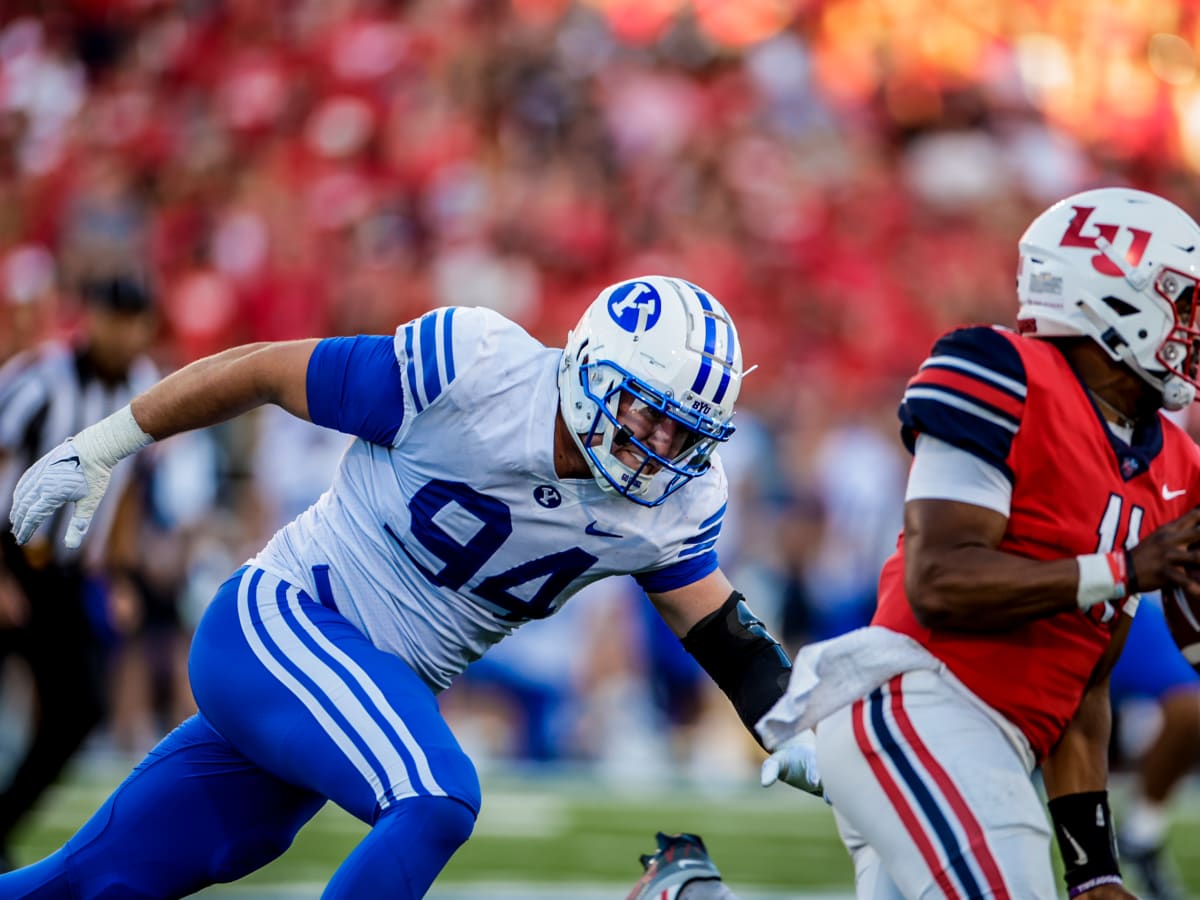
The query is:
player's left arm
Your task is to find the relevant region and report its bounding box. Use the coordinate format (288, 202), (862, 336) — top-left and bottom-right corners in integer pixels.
(1041, 615), (1137, 900)
(648, 568), (792, 747)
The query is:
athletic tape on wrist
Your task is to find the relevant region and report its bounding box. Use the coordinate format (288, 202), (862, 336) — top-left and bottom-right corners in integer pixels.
(71, 404), (153, 469)
(1075, 551), (1129, 610)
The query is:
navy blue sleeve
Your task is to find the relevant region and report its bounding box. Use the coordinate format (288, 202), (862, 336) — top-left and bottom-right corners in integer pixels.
(898, 326), (1027, 480)
(306, 336), (406, 445)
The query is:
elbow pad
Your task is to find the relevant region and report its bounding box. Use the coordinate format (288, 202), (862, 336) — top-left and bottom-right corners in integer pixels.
(681, 591), (792, 745)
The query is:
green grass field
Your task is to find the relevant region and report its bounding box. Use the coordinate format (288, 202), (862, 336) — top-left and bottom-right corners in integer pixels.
(11, 762), (1200, 897)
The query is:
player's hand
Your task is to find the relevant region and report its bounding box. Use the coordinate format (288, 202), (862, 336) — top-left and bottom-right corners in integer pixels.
(9, 438), (111, 548)
(761, 730), (823, 797)
(1128, 506), (1200, 601)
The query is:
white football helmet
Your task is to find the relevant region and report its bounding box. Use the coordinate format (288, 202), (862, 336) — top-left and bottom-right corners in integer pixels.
(558, 276), (742, 506)
(1017, 186), (1200, 410)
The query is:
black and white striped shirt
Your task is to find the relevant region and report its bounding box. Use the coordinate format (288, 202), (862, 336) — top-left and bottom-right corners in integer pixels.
(0, 342), (158, 567)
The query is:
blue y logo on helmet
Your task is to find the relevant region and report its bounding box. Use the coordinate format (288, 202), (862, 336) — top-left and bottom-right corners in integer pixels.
(607, 281), (662, 333)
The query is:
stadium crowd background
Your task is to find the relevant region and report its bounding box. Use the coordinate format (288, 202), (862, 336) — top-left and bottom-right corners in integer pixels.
(3, 0), (1200, 783)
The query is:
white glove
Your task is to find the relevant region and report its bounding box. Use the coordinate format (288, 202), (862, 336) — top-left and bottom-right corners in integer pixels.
(761, 730), (823, 797)
(10, 439), (97, 548)
(9, 404), (152, 549)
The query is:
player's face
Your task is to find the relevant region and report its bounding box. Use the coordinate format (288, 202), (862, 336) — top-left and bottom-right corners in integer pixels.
(610, 390), (691, 474)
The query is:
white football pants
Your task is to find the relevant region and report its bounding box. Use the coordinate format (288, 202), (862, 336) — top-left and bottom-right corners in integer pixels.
(815, 668), (1058, 899)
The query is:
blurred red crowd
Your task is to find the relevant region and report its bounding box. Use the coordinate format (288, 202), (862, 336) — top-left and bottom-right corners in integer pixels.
(2, 0), (1198, 411)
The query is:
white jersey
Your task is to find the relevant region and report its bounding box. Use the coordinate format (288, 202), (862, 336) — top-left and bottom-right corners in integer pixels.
(252, 307), (729, 691)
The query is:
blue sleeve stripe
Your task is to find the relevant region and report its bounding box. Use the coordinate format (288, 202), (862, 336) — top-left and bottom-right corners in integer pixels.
(403, 323), (424, 413)
(684, 524), (722, 546)
(633, 550), (719, 593)
(419, 312), (442, 404)
(903, 388), (1020, 433)
(680, 539), (719, 558)
(442, 307), (457, 384)
(699, 502), (727, 529)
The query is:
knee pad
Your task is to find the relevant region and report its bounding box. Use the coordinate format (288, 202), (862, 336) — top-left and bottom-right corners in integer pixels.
(378, 794), (476, 851)
(406, 745), (481, 818)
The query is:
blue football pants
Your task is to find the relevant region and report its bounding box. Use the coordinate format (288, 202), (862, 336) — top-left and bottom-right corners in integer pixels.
(0, 566), (481, 899)
(1110, 594), (1200, 703)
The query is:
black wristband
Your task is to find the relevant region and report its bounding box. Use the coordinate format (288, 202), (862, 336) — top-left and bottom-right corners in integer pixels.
(1123, 548), (1140, 596)
(681, 591), (791, 745)
(1047, 791), (1121, 898)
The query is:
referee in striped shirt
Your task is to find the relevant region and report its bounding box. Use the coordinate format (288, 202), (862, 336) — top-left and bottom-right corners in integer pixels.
(0, 275), (158, 869)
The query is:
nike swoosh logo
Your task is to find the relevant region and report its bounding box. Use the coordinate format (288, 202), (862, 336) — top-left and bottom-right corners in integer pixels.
(51, 456), (81, 467)
(585, 520), (624, 538)
(1175, 244), (1196, 253)
(1061, 826), (1088, 867)
(1163, 485), (1188, 500)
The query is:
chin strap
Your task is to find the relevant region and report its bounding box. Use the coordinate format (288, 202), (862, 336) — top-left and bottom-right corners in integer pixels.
(1074, 299), (1194, 410)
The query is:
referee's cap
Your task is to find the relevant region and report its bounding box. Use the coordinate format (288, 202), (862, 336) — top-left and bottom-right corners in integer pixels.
(80, 275), (154, 314)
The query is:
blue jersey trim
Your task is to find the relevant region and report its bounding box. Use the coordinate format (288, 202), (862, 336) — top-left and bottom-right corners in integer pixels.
(442, 307), (457, 384)
(403, 324), (423, 413)
(399, 308), (458, 412)
(699, 502), (727, 530)
(684, 524), (722, 547)
(307, 336), (406, 445)
(634, 551), (719, 593)
(419, 312), (442, 404)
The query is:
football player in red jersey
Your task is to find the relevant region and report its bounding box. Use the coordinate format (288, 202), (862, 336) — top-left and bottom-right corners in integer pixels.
(758, 187), (1200, 899)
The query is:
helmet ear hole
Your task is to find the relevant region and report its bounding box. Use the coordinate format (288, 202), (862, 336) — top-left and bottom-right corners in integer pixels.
(1101, 296), (1139, 317)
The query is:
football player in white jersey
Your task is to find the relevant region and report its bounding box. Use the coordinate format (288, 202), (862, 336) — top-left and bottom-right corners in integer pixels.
(3, 276), (809, 898)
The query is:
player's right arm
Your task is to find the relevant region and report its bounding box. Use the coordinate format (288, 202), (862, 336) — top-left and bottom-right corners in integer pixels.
(908, 497), (1200, 630)
(899, 326), (1200, 631)
(8, 340), (319, 549)
(10, 307), (492, 548)
(130, 341), (317, 438)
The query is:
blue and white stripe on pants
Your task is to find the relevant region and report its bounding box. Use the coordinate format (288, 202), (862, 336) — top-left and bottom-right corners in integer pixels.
(189, 566), (480, 824)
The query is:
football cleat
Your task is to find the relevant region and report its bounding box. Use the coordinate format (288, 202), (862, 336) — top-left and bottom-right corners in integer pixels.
(627, 832), (729, 900)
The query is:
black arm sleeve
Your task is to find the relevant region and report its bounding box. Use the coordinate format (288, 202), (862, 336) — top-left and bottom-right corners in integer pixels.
(680, 591), (792, 747)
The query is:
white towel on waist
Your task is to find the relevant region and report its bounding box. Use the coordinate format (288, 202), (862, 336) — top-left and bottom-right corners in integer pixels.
(756, 625), (943, 750)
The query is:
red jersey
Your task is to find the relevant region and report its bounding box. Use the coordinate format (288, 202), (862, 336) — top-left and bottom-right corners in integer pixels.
(873, 325), (1200, 761)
